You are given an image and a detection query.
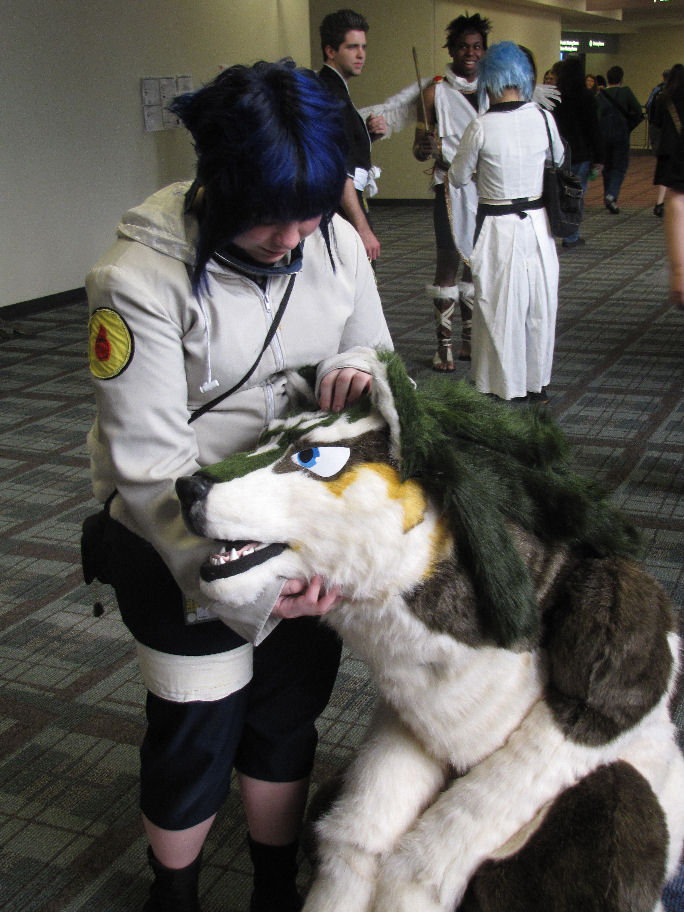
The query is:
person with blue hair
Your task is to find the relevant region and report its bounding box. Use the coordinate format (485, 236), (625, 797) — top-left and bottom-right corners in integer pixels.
(449, 41), (565, 403)
(84, 59), (392, 912)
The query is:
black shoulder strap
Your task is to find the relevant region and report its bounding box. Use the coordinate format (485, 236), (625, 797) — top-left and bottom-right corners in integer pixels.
(541, 109), (557, 166)
(188, 273), (297, 424)
(667, 100), (682, 135)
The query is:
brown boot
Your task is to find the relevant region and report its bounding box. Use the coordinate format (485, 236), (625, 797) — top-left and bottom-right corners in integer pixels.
(427, 284), (459, 372)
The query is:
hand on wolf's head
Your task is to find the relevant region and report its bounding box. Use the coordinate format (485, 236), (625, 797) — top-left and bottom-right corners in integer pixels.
(319, 368), (372, 413)
(272, 575), (342, 619)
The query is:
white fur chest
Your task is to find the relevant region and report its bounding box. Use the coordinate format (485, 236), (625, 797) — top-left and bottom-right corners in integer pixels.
(328, 594), (543, 772)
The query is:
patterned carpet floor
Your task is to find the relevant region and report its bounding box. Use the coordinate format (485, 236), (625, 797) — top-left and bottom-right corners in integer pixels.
(1, 151), (682, 910)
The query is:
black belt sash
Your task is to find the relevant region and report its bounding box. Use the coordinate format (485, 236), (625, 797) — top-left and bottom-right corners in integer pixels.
(474, 197), (545, 246)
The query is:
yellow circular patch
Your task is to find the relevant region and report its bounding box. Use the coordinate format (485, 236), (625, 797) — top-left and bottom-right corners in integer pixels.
(88, 308), (134, 379)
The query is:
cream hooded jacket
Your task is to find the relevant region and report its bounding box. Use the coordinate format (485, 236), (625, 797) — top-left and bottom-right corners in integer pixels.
(86, 182), (392, 655)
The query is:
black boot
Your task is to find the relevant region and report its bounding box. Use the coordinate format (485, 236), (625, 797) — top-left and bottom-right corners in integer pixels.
(143, 846), (203, 911)
(248, 835), (303, 912)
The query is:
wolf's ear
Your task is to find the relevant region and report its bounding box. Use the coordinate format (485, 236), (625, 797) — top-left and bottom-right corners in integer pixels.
(373, 351), (419, 463)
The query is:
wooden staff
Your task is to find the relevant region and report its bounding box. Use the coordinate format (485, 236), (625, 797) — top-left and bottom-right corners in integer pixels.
(412, 46), (429, 130)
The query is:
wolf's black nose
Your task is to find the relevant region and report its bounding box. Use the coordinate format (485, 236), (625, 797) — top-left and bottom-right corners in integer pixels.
(175, 474), (213, 510)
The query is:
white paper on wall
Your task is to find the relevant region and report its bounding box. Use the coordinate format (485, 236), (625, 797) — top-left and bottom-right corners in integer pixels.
(141, 76), (194, 132)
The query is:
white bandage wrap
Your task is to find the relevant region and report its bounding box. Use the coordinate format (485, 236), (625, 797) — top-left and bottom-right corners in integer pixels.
(459, 282), (475, 311)
(136, 641), (253, 703)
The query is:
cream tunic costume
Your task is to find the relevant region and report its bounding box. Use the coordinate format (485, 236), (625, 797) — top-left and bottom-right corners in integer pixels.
(432, 69), (483, 261)
(86, 181), (392, 701)
(449, 103), (564, 399)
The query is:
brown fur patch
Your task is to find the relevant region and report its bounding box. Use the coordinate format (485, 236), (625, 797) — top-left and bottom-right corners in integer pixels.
(406, 559), (491, 647)
(459, 761), (668, 912)
(543, 558), (675, 745)
(407, 526), (569, 648)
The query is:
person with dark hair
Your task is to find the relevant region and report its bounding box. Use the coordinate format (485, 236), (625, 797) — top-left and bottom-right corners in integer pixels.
(449, 41), (564, 403)
(318, 8), (387, 262)
(595, 73), (607, 90)
(650, 63), (684, 309)
(647, 69), (672, 216)
(597, 64), (642, 213)
(412, 12), (492, 371)
(553, 54), (604, 248)
(85, 59), (392, 912)
(542, 60), (561, 86)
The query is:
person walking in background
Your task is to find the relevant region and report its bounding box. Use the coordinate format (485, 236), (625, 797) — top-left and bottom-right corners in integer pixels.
(412, 12), (492, 371)
(553, 55), (604, 249)
(651, 63), (684, 310)
(647, 69), (671, 217)
(597, 65), (643, 214)
(543, 61), (561, 86)
(318, 8), (387, 262)
(449, 42), (564, 403)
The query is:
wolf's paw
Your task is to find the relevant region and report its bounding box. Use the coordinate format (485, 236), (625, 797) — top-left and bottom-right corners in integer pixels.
(373, 876), (444, 912)
(302, 878), (369, 912)
(302, 848), (377, 912)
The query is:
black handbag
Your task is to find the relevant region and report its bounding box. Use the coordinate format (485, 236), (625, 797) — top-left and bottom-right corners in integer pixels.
(540, 111), (584, 239)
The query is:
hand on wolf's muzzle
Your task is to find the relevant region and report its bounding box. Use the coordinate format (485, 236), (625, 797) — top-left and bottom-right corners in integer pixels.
(272, 575), (341, 619)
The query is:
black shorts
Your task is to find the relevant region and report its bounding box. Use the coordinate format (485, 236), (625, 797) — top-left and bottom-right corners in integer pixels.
(140, 615), (342, 829)
(96, 513), (342, 829)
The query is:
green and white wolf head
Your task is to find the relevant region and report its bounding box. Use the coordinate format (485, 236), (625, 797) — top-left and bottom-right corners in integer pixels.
(176, 350), (639, 648)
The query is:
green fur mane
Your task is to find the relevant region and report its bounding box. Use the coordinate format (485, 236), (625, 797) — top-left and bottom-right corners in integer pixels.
(381, 352), (641, 647)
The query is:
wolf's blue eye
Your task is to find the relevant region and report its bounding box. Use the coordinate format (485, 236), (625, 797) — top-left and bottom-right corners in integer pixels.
(294, 447), (320, 468)
(291, 446), (351, 478)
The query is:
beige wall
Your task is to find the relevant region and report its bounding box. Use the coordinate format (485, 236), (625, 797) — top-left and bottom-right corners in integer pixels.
(310, 0), (563, 200)
(582, 25), (684, 105)
(2, 1), (682, 308)
(1, 0), (310, 309)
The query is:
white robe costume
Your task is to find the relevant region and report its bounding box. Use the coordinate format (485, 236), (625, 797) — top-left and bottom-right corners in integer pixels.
(449, 102), (565, 399)
(431, 70), (482, 261)
(358, 79), (558, 263)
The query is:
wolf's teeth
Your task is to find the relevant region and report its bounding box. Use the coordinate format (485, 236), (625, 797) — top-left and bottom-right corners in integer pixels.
(229, 548), (238, 561)
(244, 547), (255, 556)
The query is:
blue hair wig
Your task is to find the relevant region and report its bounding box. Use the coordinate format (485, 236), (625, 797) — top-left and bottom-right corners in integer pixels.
(169, 59), (348, 290)
(477, 41), (534, 108)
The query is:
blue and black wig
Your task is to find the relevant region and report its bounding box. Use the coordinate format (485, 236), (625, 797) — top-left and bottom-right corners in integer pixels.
(169, 59), (348, 290)
(477, 41), (535, 109)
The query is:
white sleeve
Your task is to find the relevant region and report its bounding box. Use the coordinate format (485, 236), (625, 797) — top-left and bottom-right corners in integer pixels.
(87, 262), (275, 644)
(447, 118), (482, 188)
(336, 226), (394, 354)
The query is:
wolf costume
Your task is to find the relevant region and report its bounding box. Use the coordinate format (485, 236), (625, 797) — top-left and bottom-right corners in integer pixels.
(176, 350), (684, 912)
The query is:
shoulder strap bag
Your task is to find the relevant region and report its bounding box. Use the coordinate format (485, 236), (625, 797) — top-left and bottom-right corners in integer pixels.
(602, 88), (644, 133)
(667, 100), (682, 135)
(540, 110), (584, 239)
